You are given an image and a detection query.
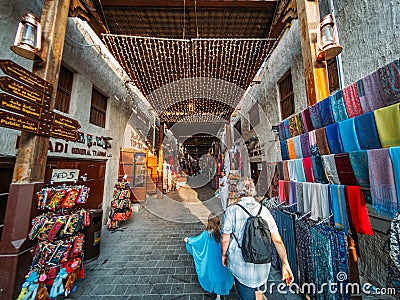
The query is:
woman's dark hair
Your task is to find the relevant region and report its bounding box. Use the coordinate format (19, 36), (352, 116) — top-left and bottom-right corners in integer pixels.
(206, 213), (221, 242)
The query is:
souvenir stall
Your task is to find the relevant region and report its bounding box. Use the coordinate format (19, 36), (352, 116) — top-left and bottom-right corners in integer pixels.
(17, 185), (91, 299)
(270, 58), (400, 298)
(107, 182), (133, 230)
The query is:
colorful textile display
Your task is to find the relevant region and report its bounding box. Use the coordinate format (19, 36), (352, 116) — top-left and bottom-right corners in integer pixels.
(354, 111), (382, 150)
(344, 186), (373, 235)
(338, 118), (362, 152)
(303, 157), (316, 183)
(294, 159), (306, 182)
(301, 107), (314, 132)
(309, 130), (320, 156)
(389, 147), (400, 202)
(283, 160), (290, 181)
(289, 115), (299, 137)
(315, 128), (331, 155)
(325, 123), (344, 154)
(293, 135), (303, 158)
(368, 148), (398, 218)
(280, 140), (289, 161)
(287, 138), (297, 160)
(343, 82), (363, 118)
(300, 133), (312, 158)
(330, 185), (349, 233)
(321, 155), (341, 185)
(357, 71), (386, 113)
(312, 155), (328, 184)
(309, 103), (323, 129)
(330, 90), (349, 122)
(374, 103), (400, 148)
(318, 97), (335, 127)
(378, 58), (400, 106)
(334, 154), (357, 186)
(107, 182), (133, 230)
(295, 113), (305, 135)
(348, 151), (370, 189)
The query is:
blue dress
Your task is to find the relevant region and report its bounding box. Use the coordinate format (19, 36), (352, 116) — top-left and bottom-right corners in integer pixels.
(186, 230), (234, 295)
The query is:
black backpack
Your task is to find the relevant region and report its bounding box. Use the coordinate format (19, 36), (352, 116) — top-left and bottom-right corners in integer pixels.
(232, 204), (272, 264)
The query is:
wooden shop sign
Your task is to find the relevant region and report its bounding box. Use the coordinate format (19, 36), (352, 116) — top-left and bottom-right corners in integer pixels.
(0, 110), (78, 141)
(0, 76), (51, 108)
(0, 93), (80, 130)
(0, 60), (53, 95)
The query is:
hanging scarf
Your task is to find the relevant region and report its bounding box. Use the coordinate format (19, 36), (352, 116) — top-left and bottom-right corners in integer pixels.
(309, 183), (330, 220)
(295, 113), (305, 135)
(330, 90), (349, 122)
(334, 153), (357, 186)
(283, 160), (290, 181)
(338, 118), (362, 152)
(318, 96), (335, 127)
(300, 133), (312, 158)
(326, 123), (344, 154)
(280, 140), (289, 161)
(289, 181), (297, 205)
(315, 127), (331, 155)
(295, 182), (304, 212)
(368, 148), (398, 218)
(309, 130), (320, 157)
(287, 138), (297, 160)
(293, 135), (303, 158)
(279, 180), (286, 202)
(279, 122), (286, 141)
(309, 103), (323, 129)
(344, 186), (373, 235)
(303, 157), (315, 183)
(301, 107), (314, 132)
(312, 155), (328, 184)
(378, 58), (400, 106)
(289, 115), (299, 137)
(288, 160), (297, 182)
(374, 103), (400, 148)
(389, 147), (400, 203)
(295, 158), (306, 182)
(354, 111), (382, 150)
(283, 119), (290, 141)
(302, 182), (313, 213)
(348, 150), (370, 189)
(321, 154), (341, 185)
(330, 184), (349, 233)
(343, 82), (363, 118)
(358, 70), (386, 113)
(296, 219), (314, 287)
(277, 161), (284, 180)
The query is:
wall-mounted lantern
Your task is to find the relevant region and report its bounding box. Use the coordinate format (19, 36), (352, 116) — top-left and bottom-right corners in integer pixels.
(10, 13), (42, 61)
(317, 14), (342, 61)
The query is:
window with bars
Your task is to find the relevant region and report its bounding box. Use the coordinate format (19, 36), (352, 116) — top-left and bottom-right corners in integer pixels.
(278, 70), (294, 120)
(55, 64), (74, 113)
(90, 87), (107, 128)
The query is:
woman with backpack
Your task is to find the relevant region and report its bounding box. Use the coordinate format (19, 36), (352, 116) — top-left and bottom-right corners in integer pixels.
(184, 214), (234, 299)
(221, 177), (294, 300)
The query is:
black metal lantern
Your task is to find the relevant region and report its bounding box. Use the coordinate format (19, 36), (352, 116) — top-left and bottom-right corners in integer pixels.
(317, 14), (342, 61)
(10, 13), (42, 60)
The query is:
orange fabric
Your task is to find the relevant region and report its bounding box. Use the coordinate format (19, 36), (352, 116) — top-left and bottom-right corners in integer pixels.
(287, 138), (296, 160)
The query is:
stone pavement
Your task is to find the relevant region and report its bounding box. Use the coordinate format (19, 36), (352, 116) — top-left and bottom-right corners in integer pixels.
(73, 198), (302, 299)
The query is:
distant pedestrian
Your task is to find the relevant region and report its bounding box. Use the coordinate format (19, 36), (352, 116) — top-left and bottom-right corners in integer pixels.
(221, 178), (294, 300)
(219, 171), (229, 211)
(184, 214), (234, 299)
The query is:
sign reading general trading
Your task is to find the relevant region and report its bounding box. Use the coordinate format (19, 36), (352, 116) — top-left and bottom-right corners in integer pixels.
(0, 110), (79, 141)
(51, 169), (80, 182)
(0, 93), (80, 130)
(0, 60), (53, 95)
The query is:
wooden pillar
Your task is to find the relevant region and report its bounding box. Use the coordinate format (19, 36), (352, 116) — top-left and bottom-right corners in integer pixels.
(296, 0), (330, 106)
(0, 1), (70, 299)
(156, 123), (164, 198)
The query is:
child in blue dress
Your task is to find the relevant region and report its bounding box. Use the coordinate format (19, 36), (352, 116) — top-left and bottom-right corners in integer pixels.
(184, 213), (234, 299)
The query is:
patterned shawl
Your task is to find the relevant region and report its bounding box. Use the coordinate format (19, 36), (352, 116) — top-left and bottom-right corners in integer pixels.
(358, 70), (386, 113)
(309, 130), (320, 157)
(283, 119), (290, 141)
(318, 96), (335, 127)
(315, 127), (331, 155)
(289, 115), (299, 137)
(348, 150), (370, 189)
(279, 122), (286, 141)
(280, 140), (289, 161)
(312, 155), (328, 184)
(301, 107), (314, 132)
(343, 82), (363, 118)
(309, 103), (323, 129)
(330, 90), (349, 122)
(378, 58), (400, 106)
(338, 118), (362, 152)
(295, 113), (305, 135)
(321, 154), (341, 185)
(354, 111), (382, 150)
(300, 133), (312, 158)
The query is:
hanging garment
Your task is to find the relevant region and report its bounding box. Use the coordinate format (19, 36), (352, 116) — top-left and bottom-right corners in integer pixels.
(289, 115), (299, 137)
(283, 119), (290, 141)
(277, 161), (284, 180)
(287, 138), (297, 160)
(321, 154), (341, 185)
(374, 103), (400, 148)
(318, 96), (335, 127)
(279, 122), (286, 141)
(325, 123), (344, 154)
(301, 107), (314, 132)
(334, 153), (357, 186)
(293, 135), (303, 158)
(354, 111), (382, 150)
(289, 181), (297, 205)
(344, 186), (373, 235)
(295, 182), (304, 212)
(338, 118), (362, 152)
(295, 218), (315, 289)
(315, 127), (331, 155)
(186, 231), (234, 295)
(282, 160), (290, 181)
(294, 158), (306, 182)
(302, 182), (313, 213)
(330, 185), (349, 233)
(303, 157), (316, 183)
(295, 113), (305, 135)
(389, 147), (400, 202)
(330, 90), (349, 122)
(312, 155), (328, 184)
(389, 213), (400, 272)
(279, 180), (287, 202)
(300, 133), (312, 158)
(348, 151), (370, 189)
(309, 103), (323, 129)
(267, 163), (280, 198)
(310, 183), (330, 220)
(343, 82), (363, 118)
(358, 70), (386, 113)
(288, 160), (297, 182)
(368, 148), (398, 218)
(309, 130), (320, 157)
(378, 58), (400, 106)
